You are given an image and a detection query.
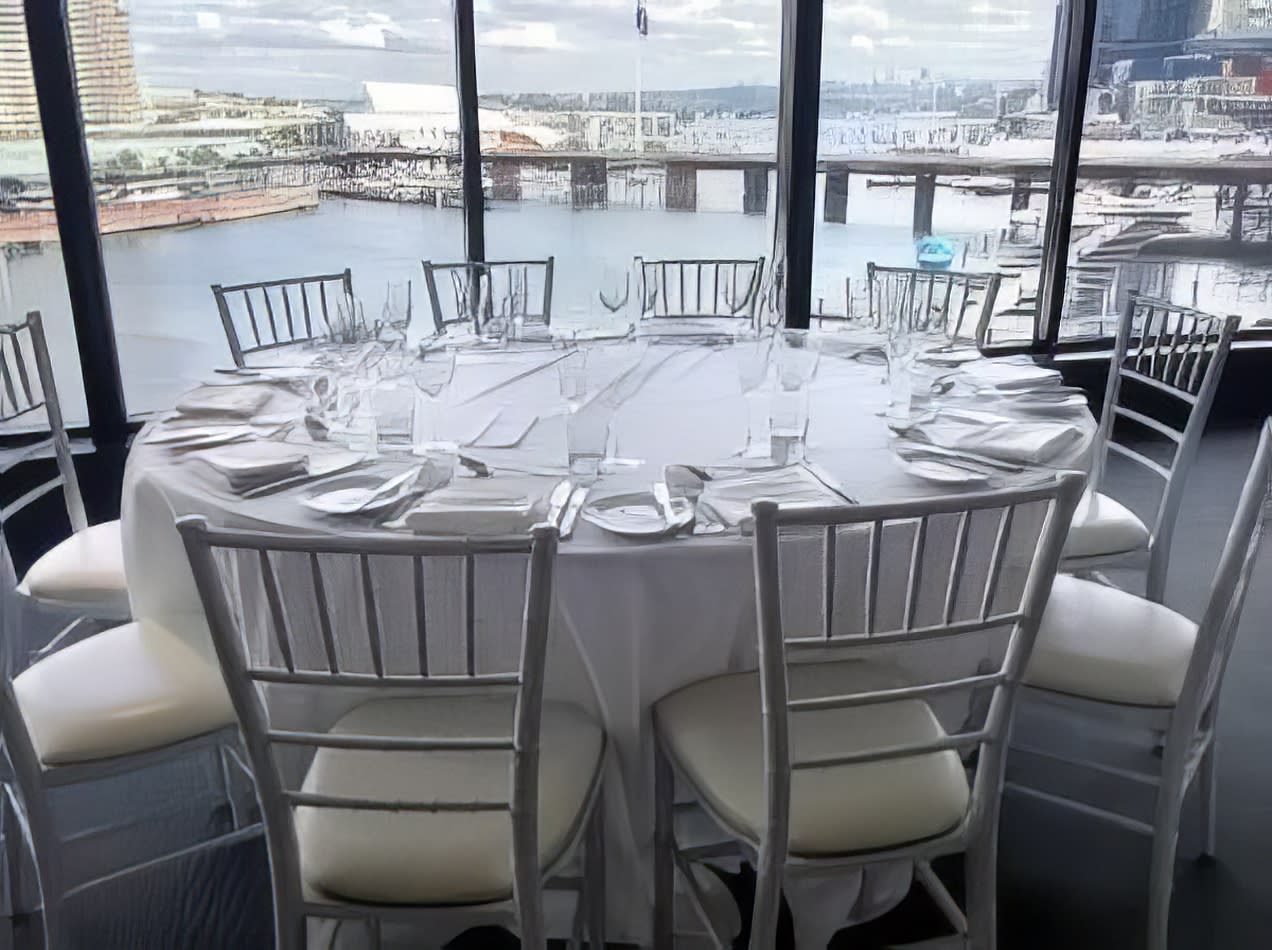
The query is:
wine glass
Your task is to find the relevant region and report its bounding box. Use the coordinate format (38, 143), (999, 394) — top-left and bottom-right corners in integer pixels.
(721, 262), (760, 316)
(598, 264), (631, 315)
(383, 280), (412, 330)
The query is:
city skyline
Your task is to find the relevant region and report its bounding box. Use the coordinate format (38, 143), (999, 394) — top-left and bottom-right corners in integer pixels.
(120, 0), (1058, 101)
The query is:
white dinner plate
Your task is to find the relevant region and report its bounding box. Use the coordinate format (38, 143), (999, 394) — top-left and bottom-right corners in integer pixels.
(143, 425), (254, 449)
(897, 457), (992, 487)
(581, 491), (695, 538)
(301, 467), (421, 515)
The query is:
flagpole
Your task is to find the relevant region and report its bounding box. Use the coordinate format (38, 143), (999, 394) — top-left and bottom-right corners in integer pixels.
(635, 4), (645, 151)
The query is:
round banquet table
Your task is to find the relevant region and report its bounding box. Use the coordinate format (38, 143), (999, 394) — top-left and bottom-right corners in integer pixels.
(121, 331), (1097, 947)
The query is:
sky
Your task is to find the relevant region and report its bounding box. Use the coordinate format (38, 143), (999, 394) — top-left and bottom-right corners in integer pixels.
(123, 0), (1058, 101)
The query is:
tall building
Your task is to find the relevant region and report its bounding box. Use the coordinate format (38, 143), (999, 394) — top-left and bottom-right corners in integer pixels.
(1090, 0), (1215, 71)
(0, 0), (142, 139)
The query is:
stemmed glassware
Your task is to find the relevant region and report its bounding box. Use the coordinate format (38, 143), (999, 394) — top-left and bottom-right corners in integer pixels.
(383, 281), (412, 330)
(408, 345), (458, 446)
(598, 264), (630, 314)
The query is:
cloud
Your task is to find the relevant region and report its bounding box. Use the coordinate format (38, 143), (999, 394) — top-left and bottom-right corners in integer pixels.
(479, 22), (571, 50)
(969, 3), (1031, 14)
(826, 4), (890, 32)
(318, 13), (401, 50)
(125, 0), (1055, 96)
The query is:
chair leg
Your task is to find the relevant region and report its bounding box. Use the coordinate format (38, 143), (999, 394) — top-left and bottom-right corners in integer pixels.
(586, 793), (606, 949)
(2, 788), (22, 921)
(216, 744), (241, 832)
(653, 738), (675, 950)
(274, 908), (307, 950)
(1198, 742), (1218, 861)
(1147, 780), (1186, 950)
(964, 831), (999, 950)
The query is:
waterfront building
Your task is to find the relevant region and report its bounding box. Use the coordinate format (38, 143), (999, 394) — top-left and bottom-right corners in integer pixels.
(0, 0), (141, 139)
(1092, 0), (1215, 73)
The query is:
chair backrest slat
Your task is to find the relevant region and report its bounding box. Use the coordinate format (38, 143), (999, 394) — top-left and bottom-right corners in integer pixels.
(359, 553), (384, 677)
(8, 332), (34, 410)
(979, 505), (1015, 620)
(414, 555), (429, 676)
(259, 549), (296, 673)
(465, 553), (479, 676)
(211, 270), (353, 367)
(903, 516), (928, 630)
(308, 553), (339, 674)
(942, 510), (972, 625)
(280, 284), (295, 339)
(866, 263), (1002, 348)
(636, 257), (765, 320)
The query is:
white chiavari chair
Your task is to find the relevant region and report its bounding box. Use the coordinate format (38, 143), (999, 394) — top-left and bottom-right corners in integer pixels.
(178, 520), (606, 950)
(212, 269), (356, 368)
(1014, 419), (1272, 950)
(1063, 294), (1238, 602)
(2, 312), (129, 621)
(652, 473), (1084, 950)
(0, 616), (252, 947)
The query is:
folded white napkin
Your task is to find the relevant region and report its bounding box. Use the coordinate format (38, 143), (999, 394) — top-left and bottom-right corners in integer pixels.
(915, 416), (1084, 465)
(697, 463), (851, 528)
(961, 356), (1061, 392)
(176, 385), (273, 418)
(196, 441), (309, 491)
(397, 473), (558, 534)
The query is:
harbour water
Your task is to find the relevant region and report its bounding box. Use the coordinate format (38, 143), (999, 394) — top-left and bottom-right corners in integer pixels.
(1, 178), (1264, 425)
(3, 188), (939, 422)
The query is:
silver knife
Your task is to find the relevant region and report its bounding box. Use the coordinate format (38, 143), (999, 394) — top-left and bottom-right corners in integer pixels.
(544, 478), (572, 527)
(559, 486), (589, 539)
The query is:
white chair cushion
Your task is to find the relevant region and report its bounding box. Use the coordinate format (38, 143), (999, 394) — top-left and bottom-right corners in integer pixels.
(1025, 574), (1197, 707)
(18, 519), (130, 616)
(654, 660), (970, 857)
(13, 620), (234, 766)
(1062, 489), (1150, 560)
(295, 695), (604, 905)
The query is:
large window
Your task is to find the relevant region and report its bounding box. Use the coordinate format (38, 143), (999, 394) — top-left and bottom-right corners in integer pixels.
(474, 0), (780, 329)
(0, 5), (87, 424)
(1058, 0), (1272, 339)
(64, 0), (466, 414)
(13, 0), (1272, 442)
(813, 0), (1065, 345)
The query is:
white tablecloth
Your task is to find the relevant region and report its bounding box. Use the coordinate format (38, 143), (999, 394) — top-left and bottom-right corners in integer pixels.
(121, 336), (1096, 947)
